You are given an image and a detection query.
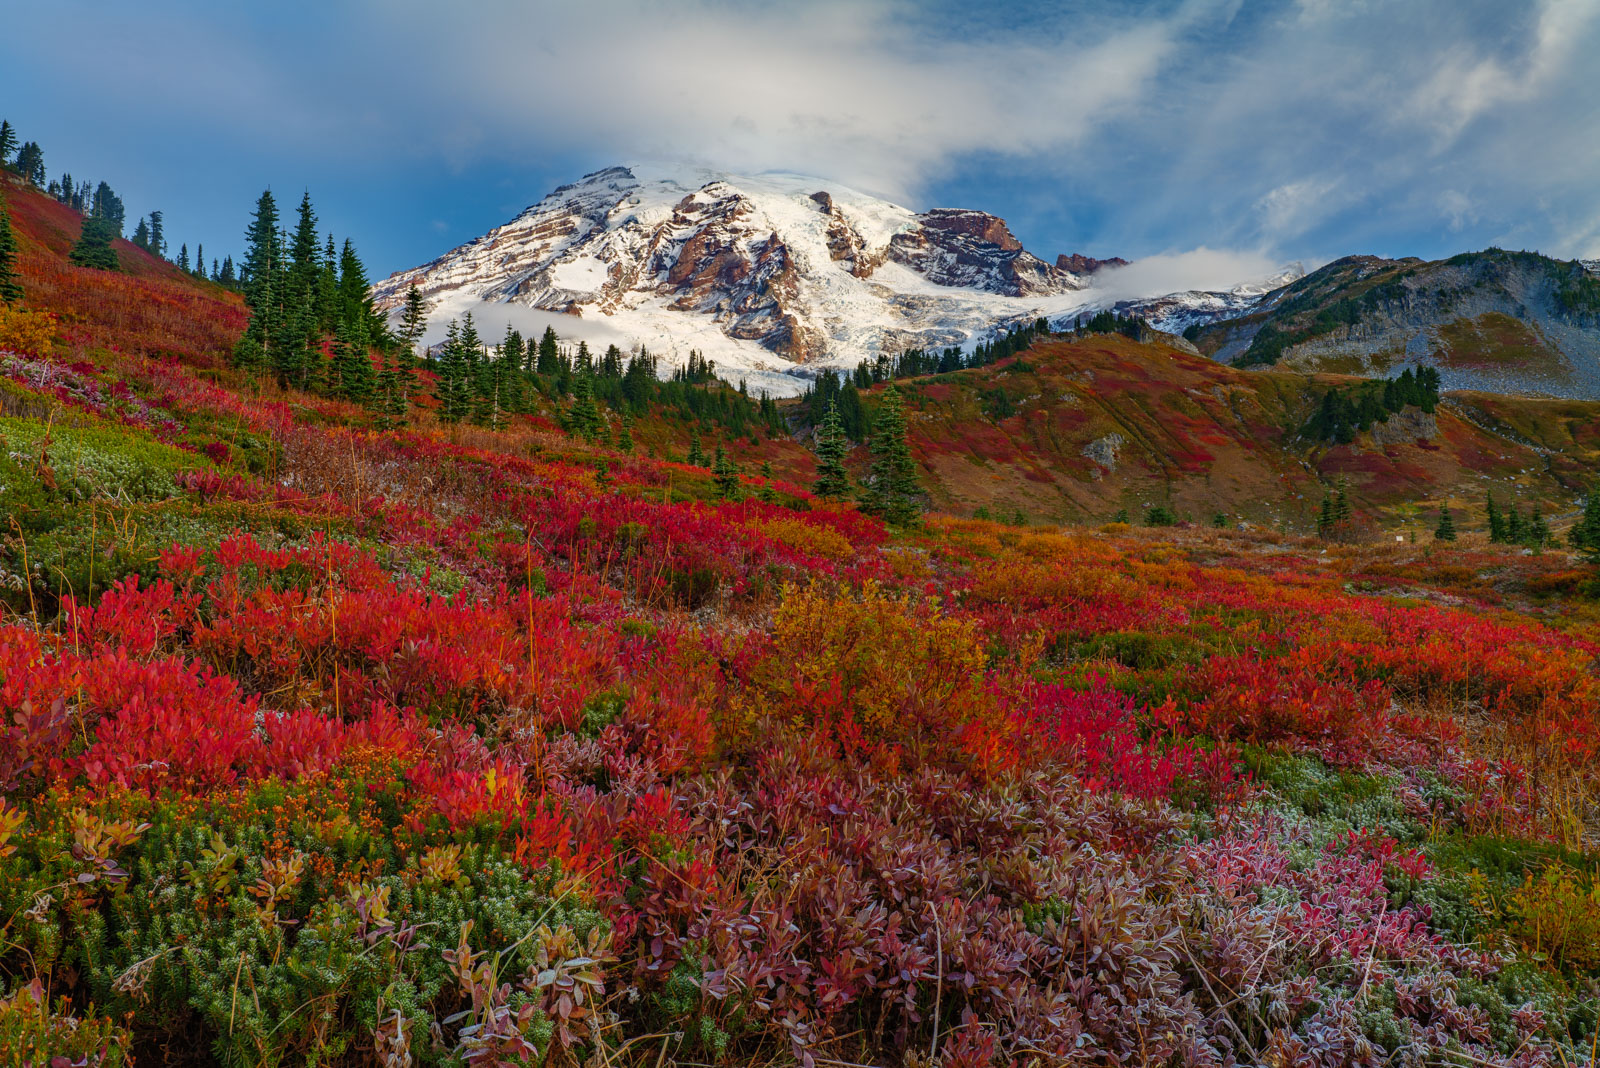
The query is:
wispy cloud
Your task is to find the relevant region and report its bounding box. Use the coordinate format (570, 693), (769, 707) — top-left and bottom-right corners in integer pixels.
(5, 0), (1600, 272)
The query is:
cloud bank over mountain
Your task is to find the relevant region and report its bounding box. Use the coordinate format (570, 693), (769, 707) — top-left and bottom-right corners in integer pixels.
(6, 0), (1599, 272)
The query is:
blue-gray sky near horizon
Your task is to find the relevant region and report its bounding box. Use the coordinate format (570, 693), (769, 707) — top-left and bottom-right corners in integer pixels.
(5, 0), (1599, 290)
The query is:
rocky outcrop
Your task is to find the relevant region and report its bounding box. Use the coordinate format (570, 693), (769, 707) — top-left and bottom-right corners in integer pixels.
(1057, 253), (1130, 274)
(1082, 433), (1126, 473)
(1369, 406), (1439, 446)
(887, 209), (1079, 297)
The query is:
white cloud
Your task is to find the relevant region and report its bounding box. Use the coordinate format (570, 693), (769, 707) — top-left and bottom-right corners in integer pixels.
(1086, 247), (1290, 301)
(354, 0), (1202, 198)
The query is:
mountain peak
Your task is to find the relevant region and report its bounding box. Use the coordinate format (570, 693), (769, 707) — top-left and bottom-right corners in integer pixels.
(373, 165), (1276, 394)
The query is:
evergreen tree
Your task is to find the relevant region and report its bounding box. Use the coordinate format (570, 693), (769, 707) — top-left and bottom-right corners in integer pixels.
(194, 243), (205, 278)
(14, 142), (44, 186)
(236, 190), (282, 372)
(564, 375), (603, 442)
(1212, 511), (1229, 529)
(433, 320), (474, 424)
(219, 255), (236, 287)
(396, 285), (428, 356)
(90, 182), (124, 234)
(131, 217), (150, 251)
(811, 400), (851, 500)
(1529, 505), (1550, 549)
(536, 326), (561, 376)
(329, 318), (375, 403)
(686, 432), (706, 467)
(1486, 491), (1505, 543)
(617, 414), (634, 452)
(68, 214), (119, 270)
(177, 243), (190, 272)
(712, 443), (742, 500)
(859, 384), (921, 526)
(338, 238), (384, 342)
(211, 258), (220, 282)
(1434, 507), (1456, 542)
(1568, 483), (1600, 559)
(1316, 493), (1334, 539)
(0, 120), (16, 167)
(148, 210), (164, 259)
(0, 189), (22, 304)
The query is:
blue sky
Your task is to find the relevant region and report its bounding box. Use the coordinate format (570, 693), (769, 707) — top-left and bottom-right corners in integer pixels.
(5, 0), (1599, 287)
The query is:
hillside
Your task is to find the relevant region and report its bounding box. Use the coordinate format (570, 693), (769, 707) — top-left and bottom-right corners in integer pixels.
(1192, 249), (1600, 397)
(843, 332), (1600, 531)
(4, 168), (1600, 1067)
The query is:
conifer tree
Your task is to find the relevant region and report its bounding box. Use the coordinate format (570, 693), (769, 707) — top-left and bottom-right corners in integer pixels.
(194, 243), (205, 278)
(1529, 504), (1550, 549)
(397, 285), (428, 355)
(0, 189), (22, 304)
(14, 142), (44, 187)
(0, 120), (16, 167)
(236, 190), (282, 372)
(69, 215), (119, 270)
(860, 385), (921, 525)
(177, 243), (190, 272)
(564, 375), (603, 441)
(329, 318), (375, 403)
(536, 327), (561, 376)
(1434, 507), (1456, 542)
(219, 255), (236, 287)
(1569, 483), (1600, 559)
(1486, 491), (1505, 543)
(148, 210), (164, 259)
(618, 414), (634, 452)
(713, 443), (742, 500)
(131, 216), (150, 252)
(812, 400), (851, 500)
(1316, 493), (1333, 539)
(686, 431), (706, 467)
(433, 320), (473, 424)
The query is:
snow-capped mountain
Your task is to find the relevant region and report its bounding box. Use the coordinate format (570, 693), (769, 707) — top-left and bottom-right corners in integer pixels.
(373, 164), (1295, 395)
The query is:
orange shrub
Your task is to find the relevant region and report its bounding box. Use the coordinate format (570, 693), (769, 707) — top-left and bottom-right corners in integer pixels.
(745, 515), (854, 561)
(0, 306), (57, 356)
(740, 581), (1003, 767)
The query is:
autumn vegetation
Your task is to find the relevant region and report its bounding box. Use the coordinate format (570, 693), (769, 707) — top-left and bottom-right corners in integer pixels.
(2, 164), (1600, 1067)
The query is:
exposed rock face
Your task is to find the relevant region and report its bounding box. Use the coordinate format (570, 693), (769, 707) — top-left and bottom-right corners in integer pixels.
(1057, 253), (1130, 274)
(1082, 432), (1126, 473)
(887, 209), (1080, 296)
(1369, 406), (1440, 446)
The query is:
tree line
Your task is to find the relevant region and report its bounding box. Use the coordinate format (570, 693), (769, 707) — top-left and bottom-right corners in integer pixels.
(1303, 366), (1442, 444)
(1, 117), (229, 280)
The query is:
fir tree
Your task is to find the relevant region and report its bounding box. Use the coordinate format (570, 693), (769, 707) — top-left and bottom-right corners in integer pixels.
(0, 120), (16, 167)
(69, 215), (119, 271)
(564, 375), (603, 441)
(236, 190), (282, 372)
(1316, 493), (1333, 539)
(1529, 505), (1550, 549)
(177, 243), (190, 272)
(1568, 483), (1600, 559)
(1434, 507), (1456, 542)
(194, 243), (205, 278)
(329, 318), (375, 403)
(433, 320), (474, 424)
(0, 189), (22, 304)
(148, 210), (164, 259)
(713, 443), (742, 500)
(219, 255), (236, 287)
(131, 216), (150, 252)
(617, 415), (634, 452)
(811, 400), (851, 499)
(14, 142), (44, 186)
(396, 284), (428, 357)
(1486, 491), (1505, 543)
(859, 384), (921, 526)
(686, 432), (706, 467)
(536, 326), (561, 376)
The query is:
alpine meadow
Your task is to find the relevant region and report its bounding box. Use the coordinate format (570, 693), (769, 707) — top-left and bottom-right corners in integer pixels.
(4, 2), (1600, 1065)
